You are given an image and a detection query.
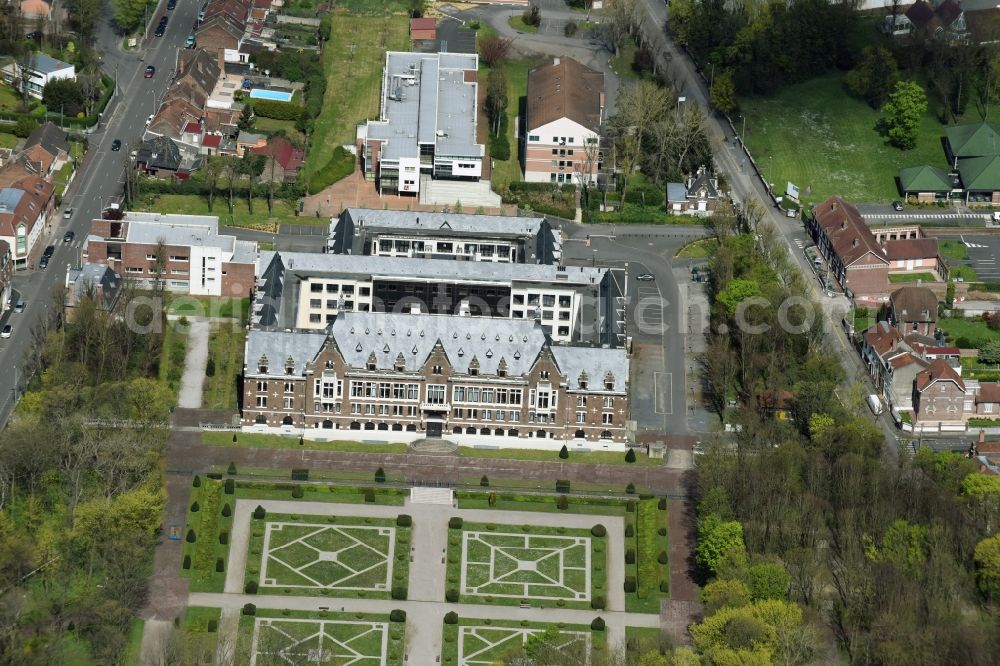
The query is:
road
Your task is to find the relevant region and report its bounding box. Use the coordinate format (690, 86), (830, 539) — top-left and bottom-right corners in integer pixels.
(0, 2), (199, 426)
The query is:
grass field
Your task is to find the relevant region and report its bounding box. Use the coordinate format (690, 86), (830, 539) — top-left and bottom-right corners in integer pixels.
(939, 240), (969, 260)
(937, 316), (1000, 347)
(158, 321), (187, 403)
(251, 116), (304, 142)
(445, 621), (594, 666)
(446, 521), (605, 609)
(204, 431), (410, 453)
(203, 323), (246, 411)
(304, 14), (409, 182)
(888, 272), (938, 283)
(676, 237), (719, 259)
(949, 264), (978, 282)
(489, 59), (539, 193)
(457, 445), (661, 467)
(624, 498), (669, 613)
(509, 16), (540, 33)
(242, 609), (404, 665)
(0, 131), (17, 148)
(742, 73), (955, 203)
(142, 193), (316, 230)
(180, 478), (235, 593)
(247, 513), (409, 597)
(167, 295), (249, 321)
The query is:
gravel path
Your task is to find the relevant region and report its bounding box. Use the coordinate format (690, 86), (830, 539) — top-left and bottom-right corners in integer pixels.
(178, 320), (210, 409)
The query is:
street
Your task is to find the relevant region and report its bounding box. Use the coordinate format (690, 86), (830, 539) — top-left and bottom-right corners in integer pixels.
(0, 2), (198, 426)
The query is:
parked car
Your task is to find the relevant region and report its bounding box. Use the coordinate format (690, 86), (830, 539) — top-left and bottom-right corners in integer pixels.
(636, 273), (655, 281)
(42, 245), (54, 258)
(167, 0), (177, 8)
(13, 300), (24, 313)
(111, 139), (122, 151)
(867, 394), (884, 415)
(64, 230), (75, 243)
(892, 200), (904, 211)
(62, 207), (72, 219)
(154, 24), (165, 37)
(38, 256), (48, 270)
(186, 34), (196, 48)
(144, 65), (155, 78)
(1, 324), (11, 339)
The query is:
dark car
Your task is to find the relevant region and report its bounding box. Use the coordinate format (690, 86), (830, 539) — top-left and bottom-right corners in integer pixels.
(892, 200), (904, 211)
(111, 139), (122, 151)
(154, 24), (165, 37)
(167, 0), (177, 8)
(38, 256), (48, 270)
(144, 65), (155, 78)
(43, 245), (55, 259)
(64, 230), (75, 243)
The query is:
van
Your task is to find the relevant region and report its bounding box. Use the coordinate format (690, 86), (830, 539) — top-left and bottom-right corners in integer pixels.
(867, 394), (884, 415)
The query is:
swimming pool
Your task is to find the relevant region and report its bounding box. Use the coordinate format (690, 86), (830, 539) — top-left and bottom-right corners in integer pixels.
(249, 88), (293, 102)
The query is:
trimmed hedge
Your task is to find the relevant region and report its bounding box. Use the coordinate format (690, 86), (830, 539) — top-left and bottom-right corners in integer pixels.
(449, 517), (463, 530)
(446, 588), (460, 602)
(555, 479), (571, 493)
(251, 98), (303, 121)
(307, 146), (356, 194)
(624, 576), (637, 593)
(591, 524), (606, 538)
(242, 603), (256, 616)
(396, 514), (412, 527)
(253, 505), (267, 519)
(590, 595), (605, 610)
(245, 580), (258, 594)
(389, 609), (406, 622)
(591, 617), (605, 631)
(391, 585), (407, 600)
(444, 611), (459, 625)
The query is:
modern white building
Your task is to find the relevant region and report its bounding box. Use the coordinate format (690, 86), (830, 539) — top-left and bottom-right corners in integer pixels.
(359, 52), (484, 196)
(1, 53), (75, 100)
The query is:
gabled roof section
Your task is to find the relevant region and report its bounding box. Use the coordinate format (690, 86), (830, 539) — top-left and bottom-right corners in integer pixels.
(958, 155), (1000, 191)
(916, 358), (965, 392)
(23, 121), (69, 159)
(863, 321), (903, 357)
(898, 165), (954, 192)
(946, 122), (1000, 159)
(885, 238), (940, 261)
(246, 330), (327, 376)
(812, 196), (887, 267)
(527, 57), (604, 133)
(890, 286), (938, 323)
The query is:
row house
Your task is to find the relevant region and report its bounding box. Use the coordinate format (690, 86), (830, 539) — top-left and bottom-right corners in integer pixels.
(84, 212), (256, 296)
(914, 359), (1000, 424)
(241, 312), (630, 446)
(0, 174), (54, 267)
(253, 250), (622, 345)
(20, 122), (70, 179)
(523, 57), (604, 186)
(328, 208), (560, 265)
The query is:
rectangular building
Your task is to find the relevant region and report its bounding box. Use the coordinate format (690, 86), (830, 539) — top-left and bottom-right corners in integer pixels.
(241, 311), (629, 446)
(84, 212), (256, 296)
(1, 53), (75, 100)
(359, 52), (484, 196)
(253, 251), (623, 345)
(328, 208), (561, 264)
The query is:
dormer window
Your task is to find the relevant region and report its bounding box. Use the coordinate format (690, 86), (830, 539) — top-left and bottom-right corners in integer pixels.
(326, 360), (334, 369)
(367, 352), (377, 371)
(285, 355), (295, 375)
(578, 370), (589, 389)
(258, 354), (269, 374)
(394, 352), (406, 372)
(497, 357), (508, 378)
(469, 356), (480, 376)
(604, 371), (615, 391)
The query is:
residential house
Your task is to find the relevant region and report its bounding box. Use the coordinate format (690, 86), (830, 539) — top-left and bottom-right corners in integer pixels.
(523, 57), (604, 186)
(897, 165), (961, 203)
(162, 48), (222, 110)
(666, 183), (688, 214)
(360, 52), (484, 196)
(906, 0), (969, 42)
(241, 311), (630, 446)
(328, 208), (560, 264)
(807, 196), (946, 298)
(63, 263), (122, 321)
(196, 15), (246, 55)
(888, 286), (938, 336)
(236, 131), (267, 156)
(0, 240), (11, 313)
(913, 359), (1000, 424)
(18, 121), (70, 179)
(685, 167), (722, 216)
(0, 175), (54, 266)
(252, 250), (623, 345)
(860, 322), (928, 410)
(410, 17), (436, 41)
(251, 137), (304, 183)
(84, 212), (257, 297)
(19, 0), (50, 23)
(136, 136), (189, 179)
(0, 53), (75, 99)
(148, 98), (204, 141)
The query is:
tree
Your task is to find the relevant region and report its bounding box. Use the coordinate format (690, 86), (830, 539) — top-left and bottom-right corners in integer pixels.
(222, 155), (240, 213)
(203, 155), (224, 212)
(946, 280), (956, 308)
(522, 5), (541, 27)
(625, 447), (637, 463)
(478, 36), (512, 67)
(237, 104), (255, 132)
(701, 578), (751, 613)
(559, 444), (569, 459)
(484, 67), (508, 137)
(241, 153), (265, 214)
(111, 0), (150, 32)
(978, 340), (1000, 366)
(879, 81), (928, 150)
(710, 68), (738, 115)
(974, 534), (1000, 599)
(696, 514), (746, 577)
(746, 561), (791, 601)
(43, 78), (85, 117)
(845, 47), (899, 109)
(715, 278), (762, 317)
(12, 116), (38, 138)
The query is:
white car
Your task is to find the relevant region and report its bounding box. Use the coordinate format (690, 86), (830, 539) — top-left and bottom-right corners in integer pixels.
(1, 324), (11, 339)
(62, 207), (73, 219)
(146, 114), (154, 125)
(636, 273), (655, 281)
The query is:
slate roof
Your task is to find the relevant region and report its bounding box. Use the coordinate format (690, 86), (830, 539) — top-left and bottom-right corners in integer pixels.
(551, 345), (627, 392)
(667, 183), (687, 202)
(526, 57), (604, 133)
(27, 52), (72, 74)
(890, 286), (938, 323)
(885, 238), (940, 261)
(136, 136), (182, 171)
(898, 165), (954, 192)
(958, 155), (1000, 190)
(23, 122), (69, 159)
(66, 263), (121, 311)
(812, 196), (887, 267)
(341, 208), (546, 237)
(978, 383), (1000, 404)
(946, 122), (1000, 159)
(916, 358), (965, 391)
(245, 330), (327, 376)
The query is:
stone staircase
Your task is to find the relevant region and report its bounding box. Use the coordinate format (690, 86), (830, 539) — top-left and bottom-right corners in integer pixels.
(409, 487), (454, 505)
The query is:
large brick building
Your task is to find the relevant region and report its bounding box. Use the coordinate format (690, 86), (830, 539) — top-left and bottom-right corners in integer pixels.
(84, 212), (256, 296)
(241, 312), (630, 447)
(808, 196), (946, 298)
(914, 359), (1000, 424)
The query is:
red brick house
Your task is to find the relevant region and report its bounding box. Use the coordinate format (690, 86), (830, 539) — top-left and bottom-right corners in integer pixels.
(913, 359), (1000, 424)
(888, 286), (938, 336)
(251, 137), (303, 183)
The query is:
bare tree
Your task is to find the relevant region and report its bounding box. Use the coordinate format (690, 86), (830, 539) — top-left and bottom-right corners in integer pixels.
(202, 155), (224, 212)
(222, 156), (240, 214)
(479, 35), (513, 67)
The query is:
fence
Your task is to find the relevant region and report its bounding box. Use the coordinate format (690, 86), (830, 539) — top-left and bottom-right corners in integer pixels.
(275, 15), (322, 27)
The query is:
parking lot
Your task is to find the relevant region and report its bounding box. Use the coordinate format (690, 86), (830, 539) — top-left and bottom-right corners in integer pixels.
(937, 234), (1000, 282)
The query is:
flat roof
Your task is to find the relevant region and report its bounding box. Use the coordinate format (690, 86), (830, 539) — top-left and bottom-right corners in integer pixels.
(263, 250), (605, 285)
(368, 51), (482, 163)
(343, 208), (546, 236)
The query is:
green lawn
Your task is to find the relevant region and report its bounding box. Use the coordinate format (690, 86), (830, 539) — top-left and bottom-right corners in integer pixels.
(53, 160), (74, 195)
(949, 265), (978, 282)
(234, 482), (407, 505)
(937, 317), (1000, 347)
(142, 192), (319, 230)
(457, 445), (662, 467)
(442, 619), (601, 666)
(610, 36), (648, 82)
(888, 272), (938, 283)
(0, 83), (22, 112)
(446, 521), (606, 610)
(252, 116), (304, 142)
(676, 237), (719, 259)
(742, 73), (956, 203)
(123, 618), (144, 666)
(509, 16), (540, 33)
(0, 131), (18, 148)
(305, 14), (410, 182)
(240, 609), (404, 665)
(158, 321), (187, 404)
(204, 431), (410, 453)
(939, 240), (969, 261)
(624, 499), (669, 613)
(203, 323), (246, 411)
(488, 59), (539, 193)
(180, 478), (236, 593)
(166, 294), (250, 321)
(246, 512), (409, 597)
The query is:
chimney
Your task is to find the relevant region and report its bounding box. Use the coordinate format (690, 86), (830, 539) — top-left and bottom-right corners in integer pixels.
(553, 57), (560, 66)
(841, 221), (848, 230)
(831, 202), (838, 212)
(852, 238), (859, 247)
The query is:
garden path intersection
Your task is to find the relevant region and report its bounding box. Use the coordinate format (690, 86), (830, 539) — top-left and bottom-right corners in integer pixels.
(194, 498), (657, 664)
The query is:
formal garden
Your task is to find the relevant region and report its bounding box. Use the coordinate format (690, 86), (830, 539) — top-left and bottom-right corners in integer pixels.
(441, 619), (600, 666)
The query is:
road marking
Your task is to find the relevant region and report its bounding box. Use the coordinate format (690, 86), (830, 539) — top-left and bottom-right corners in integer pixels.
(654, 371), (673, 415)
